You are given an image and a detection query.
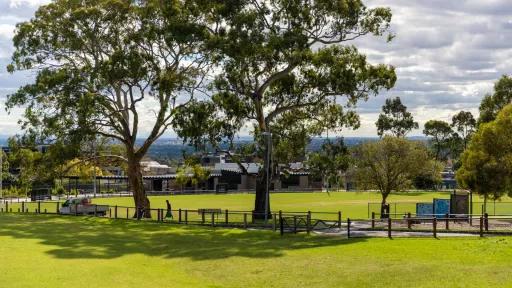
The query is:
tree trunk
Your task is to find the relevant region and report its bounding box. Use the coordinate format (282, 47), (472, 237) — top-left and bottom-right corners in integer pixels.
(254, 168), (271, 220)
(380, 192), (390, 219)
(127, 152), (151, 219)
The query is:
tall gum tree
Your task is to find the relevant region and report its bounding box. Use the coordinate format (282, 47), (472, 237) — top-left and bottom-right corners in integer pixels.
(7, 0), (211, 217)
(175, 0), (397, 218)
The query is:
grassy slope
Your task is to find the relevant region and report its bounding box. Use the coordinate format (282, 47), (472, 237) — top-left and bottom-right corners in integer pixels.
(91, 191), (506, 219)
(1, 214), (512, 288)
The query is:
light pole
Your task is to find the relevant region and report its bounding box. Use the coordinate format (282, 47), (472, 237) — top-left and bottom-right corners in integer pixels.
(262, 132), (272, 224)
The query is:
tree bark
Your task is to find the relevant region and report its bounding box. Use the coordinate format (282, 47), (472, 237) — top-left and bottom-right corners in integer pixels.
(380, 192), (390, 219)
(254, 168), (271, 220)
(127, 150), (151, 219)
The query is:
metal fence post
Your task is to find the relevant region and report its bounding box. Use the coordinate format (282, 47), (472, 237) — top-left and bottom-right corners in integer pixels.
(279, 210), (283, 236)
(433, 217), (437, 238)
(38, 201), (41, 214)
(338, 211), (342, 229)
(185, 210), (188, 224)
(306, 211), (311, 235)
(484, 213), (489, 231)
(445, 213), (449, 230)
(178, 209), (182, 223)
(126, 207), (129, 219)
(243, 213), (247, 229)
(372, 212), (375, 229)
(347, 218), (351, 238)
(388, 217), (392, 239)
(273, 213), (277, 232)
(56, 202), (59, 214)
(479, 216), (484, 237)
(407, 212), (412, 229)
(22, 202), (25, 213)
(114, 205), (117, 219)
(225, 209), (229, 226)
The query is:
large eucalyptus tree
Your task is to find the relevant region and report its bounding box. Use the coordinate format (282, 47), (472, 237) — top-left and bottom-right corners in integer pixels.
(175, 0), (397, 218)
(7, 0), (211, 216)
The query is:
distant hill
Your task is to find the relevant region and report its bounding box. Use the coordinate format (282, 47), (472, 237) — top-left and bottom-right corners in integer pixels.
(0, 135), (428, 161)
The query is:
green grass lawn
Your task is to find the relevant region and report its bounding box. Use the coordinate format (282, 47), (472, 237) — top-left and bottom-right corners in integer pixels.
(1, 213), (512, 288)
(90, 191), (512, 219)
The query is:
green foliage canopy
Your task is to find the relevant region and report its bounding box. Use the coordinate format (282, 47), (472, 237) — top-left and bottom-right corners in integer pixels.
(457, 104), (512, 200)
(376, 97), (418, 138)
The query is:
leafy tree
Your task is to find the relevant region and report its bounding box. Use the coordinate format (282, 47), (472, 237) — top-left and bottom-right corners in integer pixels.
(174, 0), (397, 217)
(478, 75), (512, 124)
(354, 137), (432, 217)
(457, 104), (512, 205)
(307, 139), (351, 191)
(423, 120), (452, 161)
(376, 97), (418, 138)
(6, 138), (44, 195)
(7, 0), (211, 216)
(451, 111), (476, 150)
(175, 157), (210, 190)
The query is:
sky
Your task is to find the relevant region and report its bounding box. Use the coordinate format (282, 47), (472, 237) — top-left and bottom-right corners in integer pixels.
(0, 0), (510, 138)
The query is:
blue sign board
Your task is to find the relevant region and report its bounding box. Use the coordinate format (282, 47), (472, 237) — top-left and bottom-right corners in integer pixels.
(433, 199), (450, 217)
(416, 203), (433, 217)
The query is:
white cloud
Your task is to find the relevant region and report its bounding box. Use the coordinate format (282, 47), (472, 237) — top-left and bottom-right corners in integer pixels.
(0, 0), (510, 137)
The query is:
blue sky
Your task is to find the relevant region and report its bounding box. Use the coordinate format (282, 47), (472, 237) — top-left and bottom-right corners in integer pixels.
(0, 0), (510, 137)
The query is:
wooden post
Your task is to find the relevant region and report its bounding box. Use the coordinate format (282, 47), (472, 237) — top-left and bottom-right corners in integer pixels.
(479, 216), (484, 237)
(387, 217), (392, 239)
(445, 213), (449, 230)
(484, 213), (489, 231)
(338, 211), (342, 229)
(178, 209), (182, 223)
(22, 202), (25, 213)
(243, 213), (247, 229)
(347, 218), (351, 238)
(225, 209), (229, 226)
(109, 208), (112, 218)
(185, 210), (188, 224)
(114, 205), (118, 219)
(44, 209), (47, 214)
(126, 207), (129, 219)
(279, 211), (283, 236)
(433, 217), (437, 238)
(38, 201), (41, 214)
(407, 212), (412, 229)
(56, 202), (60, 214)
(372, 212), (375, 229)
(74, 203), (78, 216)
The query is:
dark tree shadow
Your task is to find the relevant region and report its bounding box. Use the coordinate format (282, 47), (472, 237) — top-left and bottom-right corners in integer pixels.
(0, 214), (365, 261)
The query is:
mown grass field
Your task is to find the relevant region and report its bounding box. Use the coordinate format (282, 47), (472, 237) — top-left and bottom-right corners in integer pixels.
(0, 213), (511, 288)
(90, 191), (512, 219)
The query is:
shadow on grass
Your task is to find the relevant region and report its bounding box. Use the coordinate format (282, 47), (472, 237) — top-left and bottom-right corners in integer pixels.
(0, 214), (365, 261)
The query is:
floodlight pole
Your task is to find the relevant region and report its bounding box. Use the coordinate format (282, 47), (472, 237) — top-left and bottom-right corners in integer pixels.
(262, 132), (272, 224)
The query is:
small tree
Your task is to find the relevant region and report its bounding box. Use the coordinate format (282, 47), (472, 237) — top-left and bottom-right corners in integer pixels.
(355, 137), (432, 217)
(457, 104), (512, 206)
(307, 139), (351, 191)
(451, 111), (476, 150)
(423, 120), (453, 161)
(376, 97), (418, 138)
